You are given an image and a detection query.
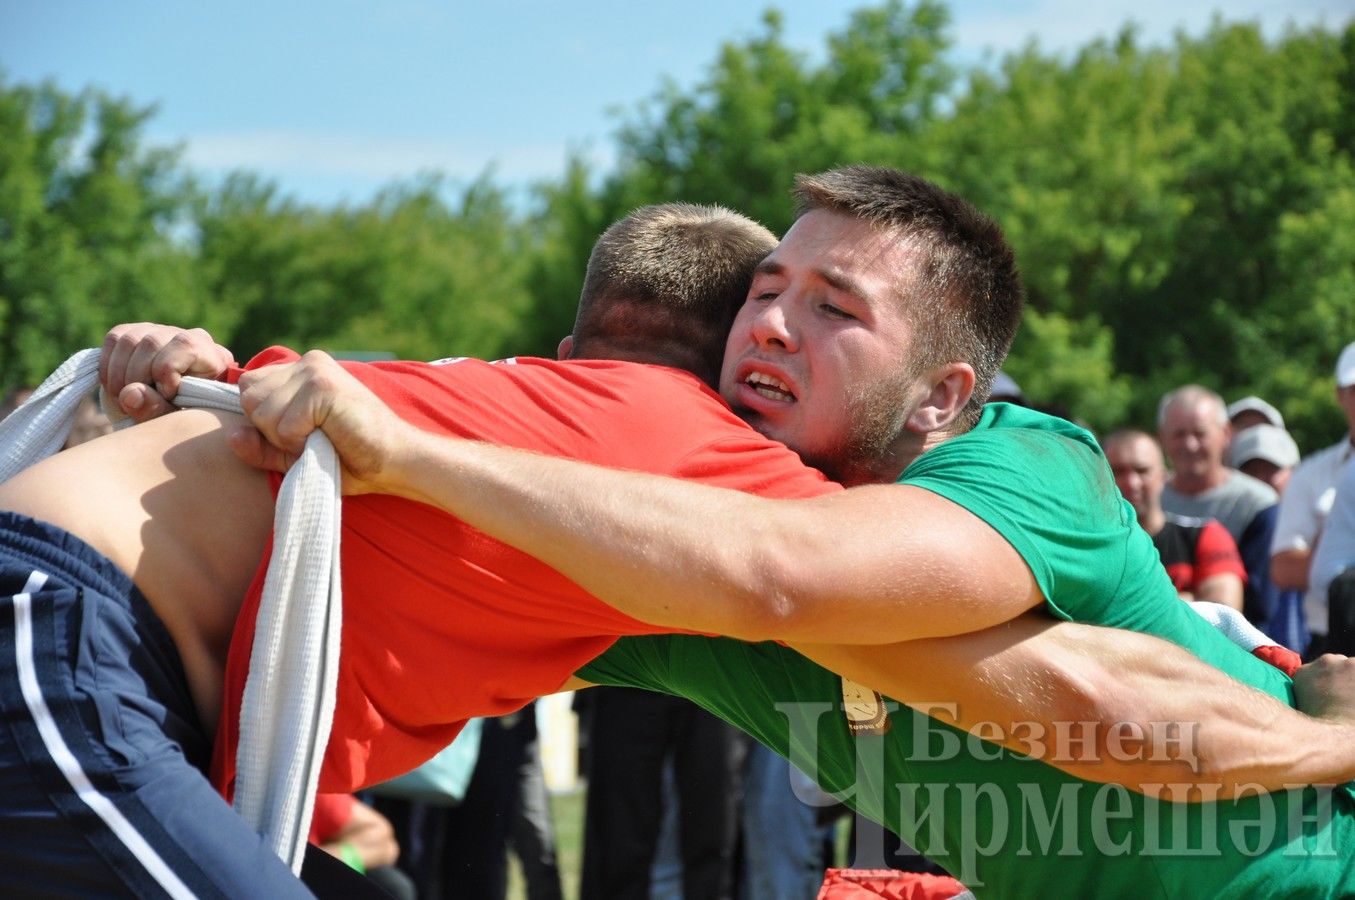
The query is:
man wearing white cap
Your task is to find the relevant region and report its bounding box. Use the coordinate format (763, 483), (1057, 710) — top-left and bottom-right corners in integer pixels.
(1227, 395), (1286, 433)
(1272, 340), (1355, 656)
(1228, 424), (1306, 648)
(1229, 423), (1301, 495)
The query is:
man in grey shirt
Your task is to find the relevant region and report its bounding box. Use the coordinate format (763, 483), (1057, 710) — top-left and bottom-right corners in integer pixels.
(1159, 384), (1278, 625)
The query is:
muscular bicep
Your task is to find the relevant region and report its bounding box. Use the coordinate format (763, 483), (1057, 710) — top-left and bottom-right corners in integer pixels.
(768, 484), (1045, 643)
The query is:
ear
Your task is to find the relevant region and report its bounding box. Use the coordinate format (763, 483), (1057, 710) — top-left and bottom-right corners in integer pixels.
(906, 363), (976, 433)
(556, 335), (575, 361)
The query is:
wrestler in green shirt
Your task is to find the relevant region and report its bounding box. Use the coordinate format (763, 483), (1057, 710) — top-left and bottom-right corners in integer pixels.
(580, 405), (1355, 897)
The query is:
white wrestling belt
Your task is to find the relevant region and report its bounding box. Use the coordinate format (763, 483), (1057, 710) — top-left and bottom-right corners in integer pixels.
(0, 348), (339, 875)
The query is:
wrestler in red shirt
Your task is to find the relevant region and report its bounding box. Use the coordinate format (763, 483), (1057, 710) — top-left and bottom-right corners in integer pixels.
(212, 349), (839, 798)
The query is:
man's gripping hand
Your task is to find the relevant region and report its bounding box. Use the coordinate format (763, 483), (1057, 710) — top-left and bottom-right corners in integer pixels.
(1294, 654), (1355, 728)
(233, 351), (406, 495)
(101, 323), (235, 422)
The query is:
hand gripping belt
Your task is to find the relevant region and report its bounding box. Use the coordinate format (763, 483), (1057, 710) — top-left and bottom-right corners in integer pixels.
(0, 349), (340, 875)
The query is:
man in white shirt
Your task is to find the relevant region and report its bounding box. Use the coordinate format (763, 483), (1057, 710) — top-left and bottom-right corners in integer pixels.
(1311, 456), (1355, 652)
(1271, 341), (1355, 655)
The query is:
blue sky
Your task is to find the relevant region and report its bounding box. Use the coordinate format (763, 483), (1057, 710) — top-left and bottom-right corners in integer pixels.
(2, 0), (1349, 208)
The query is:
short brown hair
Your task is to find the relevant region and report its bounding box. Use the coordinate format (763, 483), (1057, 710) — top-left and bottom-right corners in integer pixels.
(794, 166), (1024, 430)
(572, 203), (777, 387)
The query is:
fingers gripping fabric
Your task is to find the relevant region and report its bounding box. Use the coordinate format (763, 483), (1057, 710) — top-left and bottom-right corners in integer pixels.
(0, 352), (341, 875)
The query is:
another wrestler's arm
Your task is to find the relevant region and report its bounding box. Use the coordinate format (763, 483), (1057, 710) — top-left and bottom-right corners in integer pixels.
(233, 354), (1043, 645)
(797, 614), (1355, 797)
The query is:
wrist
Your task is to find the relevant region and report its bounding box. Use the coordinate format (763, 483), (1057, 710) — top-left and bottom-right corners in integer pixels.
(373, 423), (443, 502)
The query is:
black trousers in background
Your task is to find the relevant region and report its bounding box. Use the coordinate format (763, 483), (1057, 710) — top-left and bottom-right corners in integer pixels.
(581, 687), (745, 900)
(373, 705), (562, 900)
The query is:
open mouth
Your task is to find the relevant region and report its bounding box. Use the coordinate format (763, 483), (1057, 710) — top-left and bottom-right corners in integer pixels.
(746, 371), (794, 402)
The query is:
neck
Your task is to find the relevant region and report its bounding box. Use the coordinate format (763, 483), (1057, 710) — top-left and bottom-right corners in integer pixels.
(853, 428), (948, 486)
(1139, 507), (1166, 536)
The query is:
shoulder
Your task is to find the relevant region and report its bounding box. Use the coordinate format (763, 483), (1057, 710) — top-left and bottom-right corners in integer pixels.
(917, 405), (1103, 474)
(1289, 441), (1352, 488)
(1230, 470), (1279, 504)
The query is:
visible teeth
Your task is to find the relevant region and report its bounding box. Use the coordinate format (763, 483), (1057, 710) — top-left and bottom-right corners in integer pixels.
(747, 372), (792, 400)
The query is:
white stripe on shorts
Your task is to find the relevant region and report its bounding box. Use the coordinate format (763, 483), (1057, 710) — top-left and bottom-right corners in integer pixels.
(12, 569), (197, 900)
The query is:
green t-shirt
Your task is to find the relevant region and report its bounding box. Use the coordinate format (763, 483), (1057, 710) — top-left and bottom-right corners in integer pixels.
(580, 404), (1355, 897)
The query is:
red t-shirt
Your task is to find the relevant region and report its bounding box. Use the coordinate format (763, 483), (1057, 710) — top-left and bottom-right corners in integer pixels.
(1151, 514), (1248, 596)
(211, 349), (838, 797)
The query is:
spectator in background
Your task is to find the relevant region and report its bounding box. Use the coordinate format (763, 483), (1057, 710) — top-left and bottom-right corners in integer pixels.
(63, 394), (113, 449)
(1103, 428), (1245, 609)
(1227, 424), (1309, 651)
(389, 707), (563, 900)
(1309, 454), (1355, 655)
(310, 794), (415, 900)
(1227, 395), (1286, 433)
(739, 744), (836, 900)
(1229, 424), (1301, 496)
(1272, 341), (1355, 658)
(1158, 385), (1278, 625)
(581, 687), (744, 900)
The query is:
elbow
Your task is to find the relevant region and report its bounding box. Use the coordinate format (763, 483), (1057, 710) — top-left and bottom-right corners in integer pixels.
(719, 541), (820, 643)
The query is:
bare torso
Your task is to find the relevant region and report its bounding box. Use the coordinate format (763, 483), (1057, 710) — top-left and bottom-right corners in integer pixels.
(0, 410), (274, 734)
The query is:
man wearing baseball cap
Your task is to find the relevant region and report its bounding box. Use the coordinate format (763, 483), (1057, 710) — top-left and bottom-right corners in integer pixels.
(1227, 395), (1286, 433)
(1229, 423), (1301, 495)
(1271, 340), (1355, 656)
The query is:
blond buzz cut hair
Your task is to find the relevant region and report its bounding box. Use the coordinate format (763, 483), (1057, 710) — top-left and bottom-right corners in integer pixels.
(572, 203), (777, 386)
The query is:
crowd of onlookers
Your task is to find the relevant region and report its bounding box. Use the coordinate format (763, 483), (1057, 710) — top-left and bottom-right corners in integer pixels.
(1095, 341), (1355, 661)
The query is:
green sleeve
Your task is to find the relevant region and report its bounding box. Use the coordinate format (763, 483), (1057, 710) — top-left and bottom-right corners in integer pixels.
(576, 636), (673, 691)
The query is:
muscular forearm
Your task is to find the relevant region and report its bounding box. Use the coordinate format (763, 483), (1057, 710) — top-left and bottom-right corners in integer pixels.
(378, 429), (1038, 644)
(796, 614), (1355, 797)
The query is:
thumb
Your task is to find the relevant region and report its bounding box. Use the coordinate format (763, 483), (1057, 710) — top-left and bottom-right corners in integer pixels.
(229, 424), (297, 474)
(119, 383), (177, 423)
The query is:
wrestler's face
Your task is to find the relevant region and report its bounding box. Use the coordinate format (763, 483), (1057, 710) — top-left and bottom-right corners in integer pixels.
(719, 210), (924, 484)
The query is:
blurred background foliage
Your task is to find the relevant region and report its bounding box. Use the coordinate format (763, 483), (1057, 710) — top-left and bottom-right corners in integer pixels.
(2, 1), (1353, 449)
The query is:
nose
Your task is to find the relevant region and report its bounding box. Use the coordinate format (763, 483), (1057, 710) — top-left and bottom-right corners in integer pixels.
(748, 297), (798, 353)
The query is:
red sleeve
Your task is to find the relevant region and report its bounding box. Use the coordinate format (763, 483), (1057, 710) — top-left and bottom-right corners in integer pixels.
(1194, 519), (1248, 586)
(308, 793), (356, 844)
(224, 345), (304, 383)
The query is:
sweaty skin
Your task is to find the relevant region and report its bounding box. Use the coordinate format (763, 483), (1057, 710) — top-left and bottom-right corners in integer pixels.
(0, 410), (272, 733)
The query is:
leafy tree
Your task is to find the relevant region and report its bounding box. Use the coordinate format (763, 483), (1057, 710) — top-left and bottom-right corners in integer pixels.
(0, 77), (199, 391)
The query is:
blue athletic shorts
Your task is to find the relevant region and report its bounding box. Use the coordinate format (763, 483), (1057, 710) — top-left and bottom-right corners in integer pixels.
(0, 512), (312, 898)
